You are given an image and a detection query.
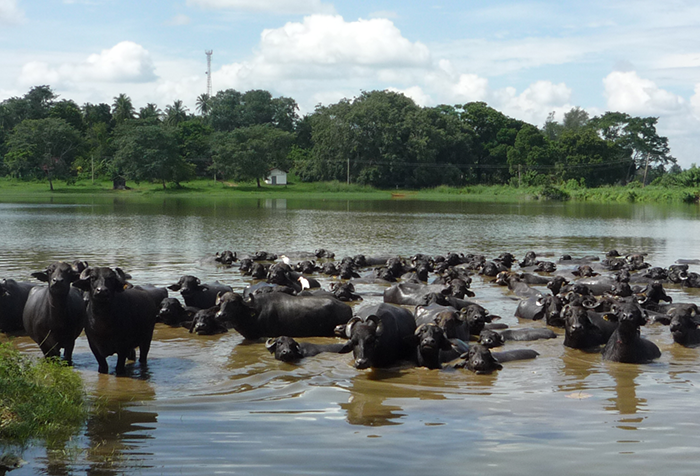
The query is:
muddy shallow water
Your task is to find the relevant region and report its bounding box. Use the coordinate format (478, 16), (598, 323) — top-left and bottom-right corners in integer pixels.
(2, 196), (700, 475)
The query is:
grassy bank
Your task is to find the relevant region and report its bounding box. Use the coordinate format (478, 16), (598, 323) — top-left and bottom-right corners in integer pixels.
(0, 344), (86, 444)
(0, 177), (697, 204)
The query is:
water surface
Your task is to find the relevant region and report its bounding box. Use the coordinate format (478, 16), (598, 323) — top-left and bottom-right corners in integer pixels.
(2, 196), (700, 475)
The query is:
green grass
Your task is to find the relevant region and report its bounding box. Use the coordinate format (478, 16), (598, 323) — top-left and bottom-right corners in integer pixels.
(0, 177), (697, 204)
(0, 343), (87, 444)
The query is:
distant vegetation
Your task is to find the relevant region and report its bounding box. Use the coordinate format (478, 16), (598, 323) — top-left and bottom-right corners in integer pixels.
(0, 85), (693, 194)
(0, 344), (86, 443)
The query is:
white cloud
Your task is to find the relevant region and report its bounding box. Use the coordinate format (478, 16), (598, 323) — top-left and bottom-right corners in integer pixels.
(387, 86), (431, 107)
(18, 41), (157, 88)
(603, 70), (685, 115)
(213, 14), (432, 94)
(167, 14), (191, 26)
(492, 81), (573, 126)
(258, 15), (430, 67)
(690, 84), (700, 119)
(0, 0), (23, 24)
(186, 0), (335, 15)
(451, 74), (490, 103)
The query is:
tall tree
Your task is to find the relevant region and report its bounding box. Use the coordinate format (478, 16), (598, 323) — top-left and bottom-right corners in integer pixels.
(139, 103), (161, 122)
(208, 89), (243, 132)
(163, 100), (189, 126)
(82, 102), (113, 129)
(590, 112), (675, 183)
(112, 122), (192, 189)
(49, 99), (84, 132)
(210, 124), (293, 187)
(176, 120), (213, 176)
(507, 124), (557, 186)
(4, 118), (83, 190)
(556, 128), (625, 186)
(112, 93), (135, 124)
(457, 102), (524, 184)
(562, 106), (589, 132)
(195, 93), (212, 116)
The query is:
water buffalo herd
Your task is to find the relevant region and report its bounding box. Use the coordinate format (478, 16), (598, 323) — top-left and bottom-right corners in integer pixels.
(2, 248), (700, 375)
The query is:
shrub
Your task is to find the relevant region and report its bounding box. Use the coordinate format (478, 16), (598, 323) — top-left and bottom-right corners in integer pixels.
(0, 344), (86, 443)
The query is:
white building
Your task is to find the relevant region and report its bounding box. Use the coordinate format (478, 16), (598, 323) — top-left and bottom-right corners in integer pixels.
(265, 168), (287, 185)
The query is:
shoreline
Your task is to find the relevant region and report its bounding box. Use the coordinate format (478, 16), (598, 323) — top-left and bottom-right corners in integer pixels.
(0, 178), (697, 204)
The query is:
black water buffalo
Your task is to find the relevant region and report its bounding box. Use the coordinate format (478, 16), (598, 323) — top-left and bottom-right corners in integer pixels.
(0, 278), (36, 332)
(265, 336), (345, 362)
(413, 323), (453, 369)
(329, 282), (362, 302)
(74, 267), (157, 375)
(383, 282), (451, 306)
(157, 297), (196, 327)
(515, 294), (563, 326)
(494, 272), (543, 298)
(338, 303), (416, 369)
(602, 302), (661, 364)
(453, 344), (539, 374)
(189, 306), (228, 335)
(562, 304), (617, 350)
(215, 291), (353, 340)
(479, 327), (556, 347)
(133, 284), (168, 307)
(414, 303), (470, 341)
(168, 275), (233, 309)
(22, 262), (86, 364)
(669, 306), (700, 347)
(215, 250), (237, 266)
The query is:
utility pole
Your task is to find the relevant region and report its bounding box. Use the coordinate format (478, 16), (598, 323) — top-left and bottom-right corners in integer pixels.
(205, 50), (213, 97)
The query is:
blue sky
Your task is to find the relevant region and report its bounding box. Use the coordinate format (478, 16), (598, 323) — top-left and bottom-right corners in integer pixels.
(2, 0), (700, 167)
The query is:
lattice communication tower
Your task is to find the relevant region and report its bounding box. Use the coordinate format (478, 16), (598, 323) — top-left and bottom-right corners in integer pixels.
(205, 50), (213, 97)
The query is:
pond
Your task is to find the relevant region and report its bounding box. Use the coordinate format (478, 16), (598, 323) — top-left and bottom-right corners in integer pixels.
(2, 195), (700, 475)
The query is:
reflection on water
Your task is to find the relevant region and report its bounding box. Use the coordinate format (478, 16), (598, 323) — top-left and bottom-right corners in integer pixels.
(604, 364), (646, 430)
(3, 196), (700, 474)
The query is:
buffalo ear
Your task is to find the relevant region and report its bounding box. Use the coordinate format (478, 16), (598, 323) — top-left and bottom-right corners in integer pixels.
(73, 267), (93, 291)
(265, 338), (279, 353)
(31, 271), (50, 282)
(114, 268), (129, 292)
(338, 340), (354, 354)
(72, 278), (91, 291)
(215, 291), (225, 305)
(168, 283), (182, 291)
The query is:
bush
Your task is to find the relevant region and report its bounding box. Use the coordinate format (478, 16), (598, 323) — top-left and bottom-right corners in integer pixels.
(0, 344), (86, 443)
(537, 185), (570, 201)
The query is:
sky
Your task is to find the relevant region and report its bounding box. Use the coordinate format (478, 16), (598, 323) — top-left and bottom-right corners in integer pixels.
(1, 0), (700, 167)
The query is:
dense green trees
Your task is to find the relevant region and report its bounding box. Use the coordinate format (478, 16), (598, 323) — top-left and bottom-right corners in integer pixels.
(5, 117), (82, 190)
(211, 125), (293, 187)
(0, 85), (683, 190)
(112, 121), (191, 189)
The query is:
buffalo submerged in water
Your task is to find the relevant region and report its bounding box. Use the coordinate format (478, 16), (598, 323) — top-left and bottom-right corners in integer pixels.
(6, 248), (697, 377)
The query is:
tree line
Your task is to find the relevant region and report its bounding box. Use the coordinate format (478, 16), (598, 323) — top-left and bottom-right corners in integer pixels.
(0, 85), (686, 191)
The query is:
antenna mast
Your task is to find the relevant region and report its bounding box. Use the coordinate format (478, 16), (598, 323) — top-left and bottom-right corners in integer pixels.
(205, 50), (213, 97)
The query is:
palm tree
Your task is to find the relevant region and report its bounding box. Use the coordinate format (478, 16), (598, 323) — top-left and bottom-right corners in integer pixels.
(195, 93), (212, 116)
(139, 103), (161, 121)
(163, 100), (189, 126)
(112, 93), (135, 124)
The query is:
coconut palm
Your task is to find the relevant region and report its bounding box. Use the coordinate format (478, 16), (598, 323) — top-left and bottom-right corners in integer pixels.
(139, 103), (161, 121)
(163, 100), (189, 126)
(195, 93), (212, 116)
(112, 93), (135, 124)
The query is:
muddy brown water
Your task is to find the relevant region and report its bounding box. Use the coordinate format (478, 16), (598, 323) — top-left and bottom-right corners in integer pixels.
(2, 196), (700, 475)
